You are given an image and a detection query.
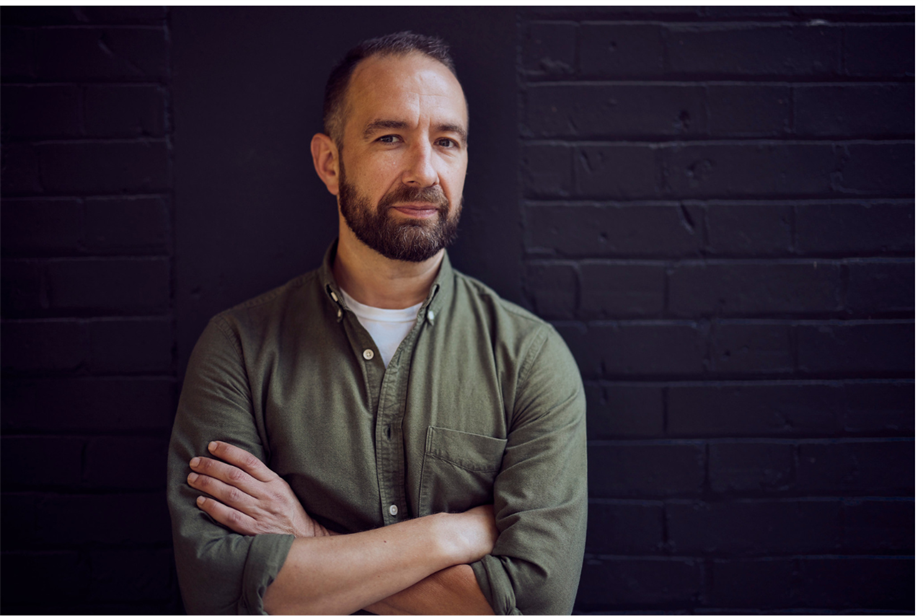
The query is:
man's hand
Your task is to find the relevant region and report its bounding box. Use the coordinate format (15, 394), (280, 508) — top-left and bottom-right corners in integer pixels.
(187, 440), (332, 538)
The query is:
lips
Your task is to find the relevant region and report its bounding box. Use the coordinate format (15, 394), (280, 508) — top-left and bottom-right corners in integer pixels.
(390, 204), (440, 219)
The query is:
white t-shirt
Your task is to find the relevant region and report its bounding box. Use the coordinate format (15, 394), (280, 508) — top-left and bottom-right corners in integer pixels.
(339, 288), (422, 369)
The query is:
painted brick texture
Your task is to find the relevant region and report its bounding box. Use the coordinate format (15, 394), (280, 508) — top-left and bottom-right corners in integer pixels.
(520, 6), (913, 614)
(0, 7), (180, 614)
(1, 6), (913, 615)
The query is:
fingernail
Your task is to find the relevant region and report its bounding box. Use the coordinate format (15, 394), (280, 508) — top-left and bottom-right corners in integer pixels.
(208, 442), (217, 452)
(196, 496), (205, 506)
(190, 457), (200, 468)
(188, 472), (199, 482)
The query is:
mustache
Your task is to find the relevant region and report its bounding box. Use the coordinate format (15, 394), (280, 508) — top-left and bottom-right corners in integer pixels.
(379, 185), (449, 209)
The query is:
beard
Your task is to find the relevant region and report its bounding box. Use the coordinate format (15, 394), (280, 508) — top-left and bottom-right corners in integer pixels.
(338, 158), (461, 263)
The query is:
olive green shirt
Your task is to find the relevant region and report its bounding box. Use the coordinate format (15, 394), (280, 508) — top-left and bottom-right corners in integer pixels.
(167, 243), (587, 615)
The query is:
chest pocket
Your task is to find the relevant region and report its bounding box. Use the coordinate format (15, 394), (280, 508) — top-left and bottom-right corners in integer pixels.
(418, 426), (508, 517)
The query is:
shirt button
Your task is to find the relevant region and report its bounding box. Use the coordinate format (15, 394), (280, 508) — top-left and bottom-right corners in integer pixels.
(362, 349), (374, 360)
(389, 504), (398, 516)
(336, 308), (342, 319)
(330, 291), (339, 303)
(427, 310), (435, 323)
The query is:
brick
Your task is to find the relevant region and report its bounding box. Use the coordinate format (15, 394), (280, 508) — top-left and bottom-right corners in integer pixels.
(0, 85), (81, 138)
(843, 382), (913, 435)
(526, 85), (706, 138)
(670, 262), (840, 317)
(521, 145), (571, 198)
(38, 141), (172, 194)
(0, 260), (46, 314)
(86, 197), (169, 253)
(526, 204), (705, 258)
(585, 383), (663, 439)
(838, 143), (914, 197)
(1, 551), (89, 603)
(667, 383), (842, 437)
(522, 22), (576, 77)
(587, 502), (663, 554)
(577, 557), (701, 609)
(706, 204), (792, 256)
(707, 85), (790, 137)
(83, 436), (168, 490)
(523, 262), (576, 319)
(792, 6), (914, 19)
(78, 7), (168, 24)
(665, 25), (839, 77)
(589, 442), (705, 497)
(1, 377), (175, 431)
(561, 322), (707, 378)
(708, 442), (794, 494)
(35, 28), (168, 81)
(88, 549), (173, 603)
(794, 202), (914, 256)
(575, 145), (659, 199)
(795, 85), (913, 138)
(1, 436), (84, 488)
(711, 559), (797, 608)
(36, 493), (171, 546)
(845, 261), (913, 316)
(85, 85), (166, 137)
(799, 557), (913, 610)
(711, 323), (793, 374)
(1, 27), (34, 79)
(667, 500), (839, 555)
(1, 199), (84, 255)
(843, 500), (913, 553)
(1, 319), (86, 372)
(1, 493), (39, 549)
(0, 6), (84, 24)
(579, 24), (664, 78)
(844, 25), (914, 78)
(796, 322), (913, 375)
(795, 440), (913, 495)
(47, 257), (170, 313)
(580, 262), (664, 318)
(88, 317), (172, 374)
(1, 143), (41, 196)
(664, 144), (836, 199)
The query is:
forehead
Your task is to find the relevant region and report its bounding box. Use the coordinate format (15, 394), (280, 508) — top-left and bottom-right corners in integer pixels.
(343, 52), (468, 132)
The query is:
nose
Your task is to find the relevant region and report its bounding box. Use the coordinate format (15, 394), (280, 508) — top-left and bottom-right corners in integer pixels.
(402, 141), (438, 188)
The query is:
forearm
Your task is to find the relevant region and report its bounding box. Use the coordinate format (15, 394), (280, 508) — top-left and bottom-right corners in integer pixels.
(366, 564), (493, 616)
(264, 513), (474, 615)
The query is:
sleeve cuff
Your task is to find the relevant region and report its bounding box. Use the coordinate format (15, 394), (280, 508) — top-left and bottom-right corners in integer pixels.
(240, 533), (296, 615)
(470, 556), (522, 615)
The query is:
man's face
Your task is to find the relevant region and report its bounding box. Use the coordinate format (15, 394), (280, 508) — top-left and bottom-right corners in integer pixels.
(334, 52), (468, 262)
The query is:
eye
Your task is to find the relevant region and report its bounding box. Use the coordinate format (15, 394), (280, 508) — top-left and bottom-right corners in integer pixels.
(377, 135), (401, 144)
(436, 137), (458, 148)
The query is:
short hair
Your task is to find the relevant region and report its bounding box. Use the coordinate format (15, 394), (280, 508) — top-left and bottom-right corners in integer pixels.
(322, 31), (458, 147)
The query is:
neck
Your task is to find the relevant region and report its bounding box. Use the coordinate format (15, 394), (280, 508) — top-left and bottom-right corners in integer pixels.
(333, 218), (443, 310)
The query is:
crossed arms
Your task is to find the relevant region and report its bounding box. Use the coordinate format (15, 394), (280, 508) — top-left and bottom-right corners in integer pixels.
(186, 440), (495, 614)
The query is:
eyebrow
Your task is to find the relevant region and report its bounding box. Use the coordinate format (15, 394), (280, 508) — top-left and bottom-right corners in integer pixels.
(362, 119), (468, 145)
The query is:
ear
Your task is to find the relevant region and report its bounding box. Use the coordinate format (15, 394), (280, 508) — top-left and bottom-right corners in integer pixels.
(311, 133), (340, 196)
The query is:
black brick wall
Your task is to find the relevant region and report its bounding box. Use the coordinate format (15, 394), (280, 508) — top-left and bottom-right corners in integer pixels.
(1, 6), (913, 614)
(519, 6), (913, 613)
(1, 6), (180, 614)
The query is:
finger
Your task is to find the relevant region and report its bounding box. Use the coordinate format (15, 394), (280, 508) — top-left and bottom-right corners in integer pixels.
(196, 495), (259, 536)
(187, 470), (260, 514)
(190, 455), (264, 497)
(207, 441), (277, 483)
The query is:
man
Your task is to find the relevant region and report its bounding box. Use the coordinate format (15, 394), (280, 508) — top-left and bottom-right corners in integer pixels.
(167, 32), (587, 615)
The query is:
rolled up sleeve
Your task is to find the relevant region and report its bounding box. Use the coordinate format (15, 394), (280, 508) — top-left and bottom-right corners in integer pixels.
(470, 326), (588, 615)
(167, 318), (294, 614)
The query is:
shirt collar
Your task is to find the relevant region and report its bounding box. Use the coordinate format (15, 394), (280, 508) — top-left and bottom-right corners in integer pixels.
(320, 239), (454, 320)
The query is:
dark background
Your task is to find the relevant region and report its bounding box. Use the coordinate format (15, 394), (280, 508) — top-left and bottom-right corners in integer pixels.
(1, 6), (914, 614)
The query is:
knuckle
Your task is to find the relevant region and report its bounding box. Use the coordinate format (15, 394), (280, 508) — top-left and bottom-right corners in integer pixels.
(227, 467), (245, 483)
